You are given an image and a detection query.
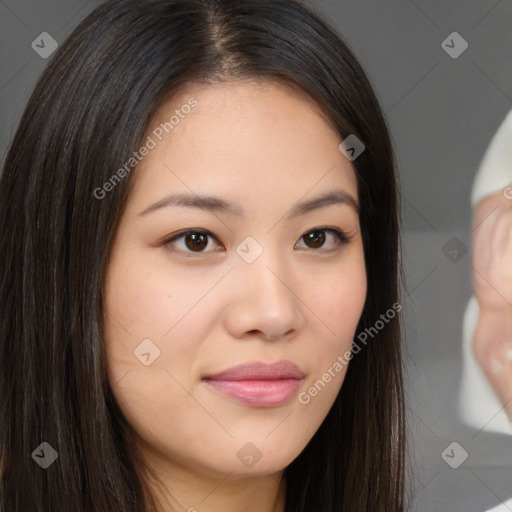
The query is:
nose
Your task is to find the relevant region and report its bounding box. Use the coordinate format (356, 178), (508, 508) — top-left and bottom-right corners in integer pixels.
(223, 247), (305, 342)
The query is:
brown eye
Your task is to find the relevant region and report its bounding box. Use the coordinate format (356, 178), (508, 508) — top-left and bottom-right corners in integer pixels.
(303, 230), (326, 249)
(183, 232), (209, 251)
(164, 230), (222, 254)
(296, 228), (350, 251)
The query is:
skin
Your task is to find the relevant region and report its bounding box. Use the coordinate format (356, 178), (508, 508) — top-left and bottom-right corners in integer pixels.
(104, 79), (367, 512)
(472, 184), (512, 420)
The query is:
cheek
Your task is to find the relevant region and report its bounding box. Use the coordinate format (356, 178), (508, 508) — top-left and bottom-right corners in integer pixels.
(103, 251), (213, 391)
(297, 250), (367, 396)
(104, 248), (218, 341)
(307, 252), (367, 343)
(103, 253), (209, 450)
(105, 254), (173, 336)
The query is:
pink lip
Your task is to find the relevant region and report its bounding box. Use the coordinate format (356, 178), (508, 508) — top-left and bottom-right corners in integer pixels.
(202, 361), (305, 408)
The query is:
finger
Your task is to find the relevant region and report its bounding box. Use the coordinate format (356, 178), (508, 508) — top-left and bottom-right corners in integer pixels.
(486, 338), (512, 417)
(504, 207), (512, 269)
(473, 207), (499, 274)
(490, 206), (512, 269)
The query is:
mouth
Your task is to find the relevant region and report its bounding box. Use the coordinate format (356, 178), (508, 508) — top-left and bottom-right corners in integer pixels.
(201, 360), (305, 408)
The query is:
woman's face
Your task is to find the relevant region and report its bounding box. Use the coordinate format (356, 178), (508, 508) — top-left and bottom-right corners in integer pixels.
(104, 79), (367, 482)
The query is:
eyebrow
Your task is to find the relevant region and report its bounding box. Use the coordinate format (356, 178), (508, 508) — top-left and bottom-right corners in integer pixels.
(138, 189), (359, 218)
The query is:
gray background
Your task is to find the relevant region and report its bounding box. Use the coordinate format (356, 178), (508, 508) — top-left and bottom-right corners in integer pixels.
(1, 0), (512, 510)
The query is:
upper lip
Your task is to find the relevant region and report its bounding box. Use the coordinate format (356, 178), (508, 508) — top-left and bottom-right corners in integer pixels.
(203, 360), (305, 381)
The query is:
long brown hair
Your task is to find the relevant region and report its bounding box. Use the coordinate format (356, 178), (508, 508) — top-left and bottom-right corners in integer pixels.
(0, 0), (410, 510)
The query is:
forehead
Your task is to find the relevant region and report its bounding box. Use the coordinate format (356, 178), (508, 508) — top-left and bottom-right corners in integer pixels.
(127, 79), (358, 211)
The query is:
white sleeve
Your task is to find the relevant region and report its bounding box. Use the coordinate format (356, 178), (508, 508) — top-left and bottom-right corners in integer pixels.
(471, 109), (512, 207)
(484, 498), (512, 512)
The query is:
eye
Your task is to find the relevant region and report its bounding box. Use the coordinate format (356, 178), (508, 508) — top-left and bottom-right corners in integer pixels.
(163, 229), (222, 254)
(162, 227), (352, 256)
(295, 227), (351, 251)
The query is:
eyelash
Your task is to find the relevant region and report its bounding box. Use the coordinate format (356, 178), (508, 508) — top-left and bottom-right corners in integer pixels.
(162, 226), (352, 256)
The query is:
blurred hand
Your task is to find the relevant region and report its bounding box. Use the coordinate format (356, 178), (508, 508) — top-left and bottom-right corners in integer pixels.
(471, 184), (512, 422)
(472, 308), (512, 422)
(472, 184), (512, 310)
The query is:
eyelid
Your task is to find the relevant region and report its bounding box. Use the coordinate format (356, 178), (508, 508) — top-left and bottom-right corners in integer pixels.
(162, 226), (353, 255)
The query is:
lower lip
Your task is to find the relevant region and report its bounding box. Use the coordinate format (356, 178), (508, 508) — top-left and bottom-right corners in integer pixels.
(203, 378), (303, 407)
